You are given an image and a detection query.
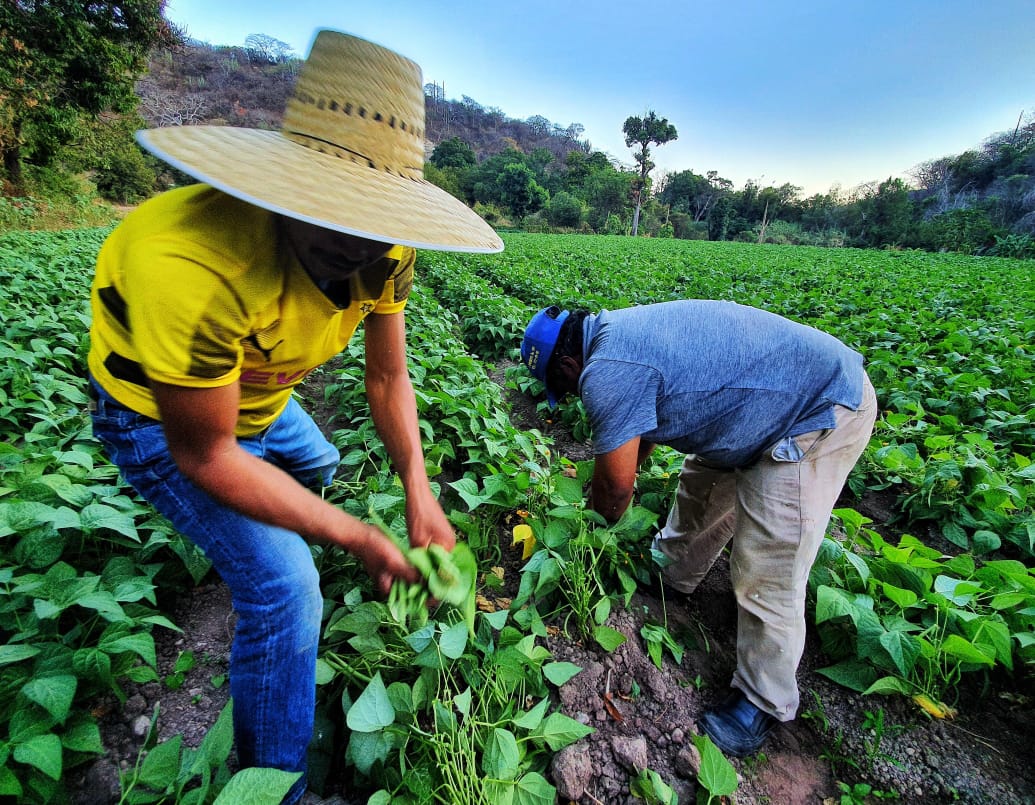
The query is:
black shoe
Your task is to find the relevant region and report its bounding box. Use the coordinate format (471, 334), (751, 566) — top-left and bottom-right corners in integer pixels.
(700, 690), (776, 756)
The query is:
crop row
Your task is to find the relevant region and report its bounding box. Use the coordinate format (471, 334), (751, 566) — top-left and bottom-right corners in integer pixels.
(420, 234), (1035, 560)
(2, 228), (1033, 803)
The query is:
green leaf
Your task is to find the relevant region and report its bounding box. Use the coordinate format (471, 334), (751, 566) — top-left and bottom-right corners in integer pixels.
(314, 658), (334, 686)
(13, 733), (63, 780)
(193, 701), (235, 772)
(815, 660), (878, 693)
(76, 590), (128, 621)
(691, 732), (739, 793)
(0, 764), (23, 797)
(213, 767), (302, 804)
(939, 634), (995, 666)
(543, 661), (582, 686)
(878, 630), (921, 677)
(593, 625), (626, 651)
(100, 631), (156, 667)
(880, 581), (919, 609)
(933, 575), (982, 606)
(79, 503), (140, 539)
(815, 585), (855, 623)
(449, 477), (493, 510)
(439, 619), (469, 660)
(483, 728), (521, 781)
(535, 712), (594, 751)
(0, 644), (40, 666)
(512, 698), (550, 731)
(61, 719), (103, 755)
(862, 675), (914, 696)
(347, 673), (395, 732)
(138, 734), (183, 788)
(346, 729), (392, 776)
(21, 675), (77, 722)
(513, 771), (556, 805)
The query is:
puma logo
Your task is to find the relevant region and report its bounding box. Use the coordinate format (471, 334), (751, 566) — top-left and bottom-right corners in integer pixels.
(244, 332), (284, 362)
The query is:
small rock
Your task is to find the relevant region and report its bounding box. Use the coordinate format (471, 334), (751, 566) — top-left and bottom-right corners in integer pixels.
(123, 694), (147, 717)
(551, 744), (594, 801)
(131, 715), (153, 737)
(672, 728), (685, 744)
(611, 735), (648, 772)
(673, 745), (702, 779)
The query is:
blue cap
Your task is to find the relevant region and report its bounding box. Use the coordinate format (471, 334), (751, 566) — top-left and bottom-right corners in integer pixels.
(521, 306), (570, 407)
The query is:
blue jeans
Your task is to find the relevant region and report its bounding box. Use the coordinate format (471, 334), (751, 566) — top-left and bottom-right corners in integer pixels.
(89, 379), (340, 805)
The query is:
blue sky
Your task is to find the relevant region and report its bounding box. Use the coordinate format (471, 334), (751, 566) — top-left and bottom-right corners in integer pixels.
(162, 0), (1035, 196)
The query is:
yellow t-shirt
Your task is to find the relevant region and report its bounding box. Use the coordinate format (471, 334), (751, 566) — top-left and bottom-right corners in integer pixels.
(88, 185), (414, 436)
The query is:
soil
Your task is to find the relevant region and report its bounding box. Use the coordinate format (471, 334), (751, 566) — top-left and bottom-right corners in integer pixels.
(71, 361), (1035, 805)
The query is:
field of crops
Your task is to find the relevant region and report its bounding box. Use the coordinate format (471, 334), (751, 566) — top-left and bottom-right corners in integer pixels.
(1, 228), (1033, 803)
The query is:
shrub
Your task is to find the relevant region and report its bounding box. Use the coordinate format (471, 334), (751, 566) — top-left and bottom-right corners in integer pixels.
(603, 213), (626, 235)
(988, 233), (1035, 259)
(546, 191), (584, 229)
(916, 207), (1004, 254)
(95, 148), (157, 204)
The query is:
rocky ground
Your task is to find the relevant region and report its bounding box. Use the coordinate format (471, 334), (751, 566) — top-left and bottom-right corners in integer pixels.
(70, 364), (1035, 804)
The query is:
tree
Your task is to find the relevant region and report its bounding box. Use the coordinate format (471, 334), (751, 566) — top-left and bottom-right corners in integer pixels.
(497, 163), (547, 218)
(623, 111), (677, 235)
(0, 0), (174, 188)
(659, 168), (732, 222)
(859, 177), (913, 247)
(244, 33), (294, 64)
(430, 137), (476, 169)
(546, 190), (584, 229)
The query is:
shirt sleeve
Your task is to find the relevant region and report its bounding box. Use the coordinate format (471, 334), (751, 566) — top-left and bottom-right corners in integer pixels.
(372, 246), (414, 315)
(581, 359), (662, 454)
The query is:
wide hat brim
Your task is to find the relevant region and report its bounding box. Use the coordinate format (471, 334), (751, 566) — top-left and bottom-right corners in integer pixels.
(137, 126), (504, 253)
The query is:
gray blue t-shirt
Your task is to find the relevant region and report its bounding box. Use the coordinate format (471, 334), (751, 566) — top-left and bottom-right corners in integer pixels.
(579, 301), (865, 467)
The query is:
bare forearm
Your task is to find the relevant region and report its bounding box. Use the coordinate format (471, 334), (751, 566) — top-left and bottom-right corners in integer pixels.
(590, 477), (634, 523)
(366, 372), (428, 490)
(178, 444), (374, 552)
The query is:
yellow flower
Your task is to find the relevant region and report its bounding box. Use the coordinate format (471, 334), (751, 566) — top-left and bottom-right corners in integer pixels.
(512, 523), (536, 560)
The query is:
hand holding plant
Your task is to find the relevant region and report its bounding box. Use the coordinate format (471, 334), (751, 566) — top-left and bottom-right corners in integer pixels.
(354, 522), (421, 596)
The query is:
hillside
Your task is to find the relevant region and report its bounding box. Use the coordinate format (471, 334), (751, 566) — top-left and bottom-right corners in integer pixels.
(139, 40), (592, 167)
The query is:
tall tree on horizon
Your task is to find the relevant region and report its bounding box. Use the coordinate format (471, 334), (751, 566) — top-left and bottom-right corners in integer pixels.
(623, 110), (678, 236)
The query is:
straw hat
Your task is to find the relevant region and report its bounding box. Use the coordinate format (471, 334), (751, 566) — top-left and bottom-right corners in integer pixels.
(137, 30), (503, 253)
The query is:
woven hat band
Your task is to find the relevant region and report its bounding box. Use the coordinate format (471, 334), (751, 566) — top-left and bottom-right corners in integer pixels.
(282, 31), (426, 180)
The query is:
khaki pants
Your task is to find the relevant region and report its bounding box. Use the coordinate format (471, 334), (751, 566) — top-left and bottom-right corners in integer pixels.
(654, 376), (877, 721)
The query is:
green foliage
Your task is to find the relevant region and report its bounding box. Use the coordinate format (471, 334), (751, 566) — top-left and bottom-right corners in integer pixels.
(622, 111), (678, 236)
(498, 163), (548, 218)
(689, 733), (739, 801)
(118, 701), (301, 804)
(630, 767), (678, 804)
(2, 227), (1033, 801)
(94, 147), (157, 205)
(989, 233), (1035, 259)
(0, 0), (174, 186)
(546, 190), (584, 229)
(809, 509), (1035, 703)
(0, 228), (208, 804)
(429, 136), (476, 169)
(916, 207), (1004, 254)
